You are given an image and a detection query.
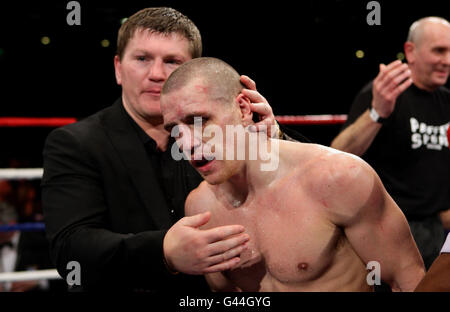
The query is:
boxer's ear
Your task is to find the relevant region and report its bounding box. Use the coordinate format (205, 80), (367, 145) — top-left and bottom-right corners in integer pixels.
(235, 93), (253, 126)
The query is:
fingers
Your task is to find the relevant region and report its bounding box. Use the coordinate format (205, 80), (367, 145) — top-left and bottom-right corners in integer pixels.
(375, 60), (399, 84)
(388, 66), (412, 91)
(240, 85), (277, 135)
(206, 242), (248, 266)
(207, 232), (250, 256)
(248, 102), (272, 116)
(202, 237), (250, 273)
(192, 229), (249, 274)
(249, 119), (275, 135)
(164, 218), (249, 275)
(392, 76), (413, 98)
(373, 60), (412, 117)
(203, 257), (242, 273)
(247, 102), (276, 136)
(241, 88), (267, 104)
(379, 62), (411, 91)
(205, 224), (246, 243)
(240, 75), (256, 91)
(180, 211), (211, 228)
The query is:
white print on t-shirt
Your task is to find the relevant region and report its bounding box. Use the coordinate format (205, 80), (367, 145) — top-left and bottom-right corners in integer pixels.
(410, 117), (449, 150)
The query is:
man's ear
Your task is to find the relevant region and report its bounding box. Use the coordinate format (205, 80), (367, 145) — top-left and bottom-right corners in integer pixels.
(114, 55), (122, 85)
(235, 93), (253, 126)
(404, 41), (415, 64)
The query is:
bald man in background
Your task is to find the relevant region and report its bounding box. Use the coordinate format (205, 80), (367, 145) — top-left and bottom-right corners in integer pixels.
(160, 57), (425, 292)
(331, 16), (450, 269)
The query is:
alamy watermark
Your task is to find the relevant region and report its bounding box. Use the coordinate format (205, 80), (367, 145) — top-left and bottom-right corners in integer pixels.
(366, 260), (381, 286)
(169, 117), (280, 172)
(366, 1), (381, 26)
(66, 260), (81, 286)
(66, 1), (81, 26)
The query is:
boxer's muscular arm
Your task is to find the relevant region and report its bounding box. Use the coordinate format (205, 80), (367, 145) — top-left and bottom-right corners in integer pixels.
(325, 154), (425, 291)
(331, 60), (412, 156)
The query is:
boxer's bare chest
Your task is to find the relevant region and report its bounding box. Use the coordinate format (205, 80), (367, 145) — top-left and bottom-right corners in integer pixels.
(204, 177), (346, 291)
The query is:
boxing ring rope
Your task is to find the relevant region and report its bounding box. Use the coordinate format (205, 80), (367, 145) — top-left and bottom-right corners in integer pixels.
(0, 270), (62, 282)
(0, 115), (347, 127)
(276, 114), (348, 125)
(0, 114), (346, 285)
(0, 168), (43, 180)
(0, 117), (77, 127)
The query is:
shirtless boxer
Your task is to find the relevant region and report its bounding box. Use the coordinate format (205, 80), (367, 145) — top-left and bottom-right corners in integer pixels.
(160, 57), (425, 292)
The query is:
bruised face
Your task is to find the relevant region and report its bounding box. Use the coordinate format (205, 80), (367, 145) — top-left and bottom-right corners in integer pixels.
(407, 22), (450, 91)
(114, 29), (192, 123)
(161, 80), (249, 185)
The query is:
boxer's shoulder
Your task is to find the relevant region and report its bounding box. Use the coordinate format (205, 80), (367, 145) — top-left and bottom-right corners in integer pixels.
(185, 181), (217, 216)
(298, 144), (364, 177)
(299, 145), (375, 218)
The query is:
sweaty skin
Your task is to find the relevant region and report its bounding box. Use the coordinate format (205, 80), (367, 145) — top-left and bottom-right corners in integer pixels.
(185, 141), (425, 292)
(160, 58), (425, 291)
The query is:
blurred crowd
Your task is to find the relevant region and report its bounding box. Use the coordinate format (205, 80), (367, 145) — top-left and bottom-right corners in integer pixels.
(0, 158), (66, 292)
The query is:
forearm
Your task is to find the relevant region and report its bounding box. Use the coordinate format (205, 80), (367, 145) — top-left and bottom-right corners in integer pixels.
(331, 109), (382, 156)
(51, 225), (170, 290)
(388, 262), (425, 292)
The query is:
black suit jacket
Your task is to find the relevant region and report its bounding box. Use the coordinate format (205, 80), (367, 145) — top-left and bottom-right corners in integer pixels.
(41, 98), (208, 291)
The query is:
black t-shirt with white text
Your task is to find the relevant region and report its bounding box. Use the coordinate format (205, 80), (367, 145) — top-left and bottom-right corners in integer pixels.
(344, 83), (450, 219)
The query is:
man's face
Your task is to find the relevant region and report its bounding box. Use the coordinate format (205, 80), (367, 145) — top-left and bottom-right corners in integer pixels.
(114, 29), (192, 122)
(161, 81), (244, 185)
(409, 23), (450, 90)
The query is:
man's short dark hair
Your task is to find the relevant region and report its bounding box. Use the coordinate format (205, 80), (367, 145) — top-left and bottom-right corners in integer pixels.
(116, 7), (202, 60)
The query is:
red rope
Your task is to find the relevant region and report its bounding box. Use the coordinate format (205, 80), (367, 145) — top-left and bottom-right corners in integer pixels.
(0, 115), (347, 127)
(0, 117), (77, 127)
(447, 126), (450, 148)
(276, 115), (347, 125)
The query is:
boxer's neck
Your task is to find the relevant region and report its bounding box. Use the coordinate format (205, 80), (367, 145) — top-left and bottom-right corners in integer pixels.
(218, 165), (253, 208)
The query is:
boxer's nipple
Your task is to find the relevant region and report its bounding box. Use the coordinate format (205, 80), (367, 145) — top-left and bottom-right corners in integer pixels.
(297, 262), (308, 271)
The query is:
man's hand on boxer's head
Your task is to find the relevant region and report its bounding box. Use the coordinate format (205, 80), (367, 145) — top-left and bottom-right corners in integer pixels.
(240, 75), (280, 138)
(372, 60), (413, 118)
(163, 211), (250, 275)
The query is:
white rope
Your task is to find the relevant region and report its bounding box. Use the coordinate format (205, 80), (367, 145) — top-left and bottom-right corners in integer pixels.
(0, 269), (62, 282)
(0, 168), (43, 180)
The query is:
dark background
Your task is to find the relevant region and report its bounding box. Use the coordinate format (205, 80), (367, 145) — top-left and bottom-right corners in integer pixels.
(0, 0), (449, 167)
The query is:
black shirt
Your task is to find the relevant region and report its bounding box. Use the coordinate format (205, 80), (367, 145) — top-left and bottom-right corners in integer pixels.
(344, 83), (450, 219)
(124, 107), (203, 223)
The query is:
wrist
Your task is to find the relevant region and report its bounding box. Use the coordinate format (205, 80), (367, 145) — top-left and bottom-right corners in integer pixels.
(163, 252), (179, 275)
(162, 235), (179, 275)
(369, 107), (388, 124)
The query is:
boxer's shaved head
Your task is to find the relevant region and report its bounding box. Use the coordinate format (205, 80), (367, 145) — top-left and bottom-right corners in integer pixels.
(162, 57), (244, 105)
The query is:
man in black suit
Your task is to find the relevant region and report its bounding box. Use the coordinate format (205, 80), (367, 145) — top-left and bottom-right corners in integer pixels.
(42, 7), (298, 291)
